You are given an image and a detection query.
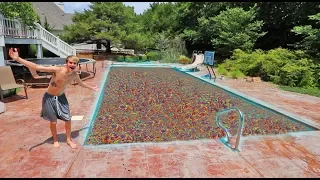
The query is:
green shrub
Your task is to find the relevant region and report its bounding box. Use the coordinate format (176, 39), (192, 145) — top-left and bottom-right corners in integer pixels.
(230, 69), (245, 79)
(278, 59), (315, 88)
(261, 48), (295, 81)
(178, 55), (191, 64)
(311, 63), (320, 88)
(222, 48), (317, 89)
(116, 55), (125, 62)
(146, 51), (160, 61)
(30, 44), (37, 57)
(217, 65), (228, 76)
(125, 56), (137, 62)
(221, 59), (234, 71)
(228, 49), (264, 77)
(300, 70), (315, 88)
(140, 55), (148, 62)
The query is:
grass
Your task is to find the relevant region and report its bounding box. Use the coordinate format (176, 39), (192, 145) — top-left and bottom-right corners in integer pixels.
(279, 86), (320, 97)
(216, 66), (245, 79)
(217, 66), (228, 76)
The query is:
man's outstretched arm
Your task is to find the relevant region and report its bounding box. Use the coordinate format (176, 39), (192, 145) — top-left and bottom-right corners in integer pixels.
(8, 48), (58, 72)
(73, 72), (99, 92)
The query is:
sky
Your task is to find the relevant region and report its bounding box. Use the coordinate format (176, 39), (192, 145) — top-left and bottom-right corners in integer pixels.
(56, 2), (153, 14)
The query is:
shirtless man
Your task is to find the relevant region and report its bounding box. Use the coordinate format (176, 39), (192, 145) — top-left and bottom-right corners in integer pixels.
(8, 48), (98, 149)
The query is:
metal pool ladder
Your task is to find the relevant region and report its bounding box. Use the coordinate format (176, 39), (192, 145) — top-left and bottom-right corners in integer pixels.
(216, 108), (245, 152)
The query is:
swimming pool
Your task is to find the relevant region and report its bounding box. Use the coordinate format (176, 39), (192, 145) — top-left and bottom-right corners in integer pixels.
(84, 64), (318, 146)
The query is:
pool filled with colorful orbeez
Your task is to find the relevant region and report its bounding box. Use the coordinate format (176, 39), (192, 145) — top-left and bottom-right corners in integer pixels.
(85, 67), (316, 145)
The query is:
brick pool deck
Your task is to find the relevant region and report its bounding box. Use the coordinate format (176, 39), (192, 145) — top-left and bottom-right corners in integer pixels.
(0, 61), (319, 178)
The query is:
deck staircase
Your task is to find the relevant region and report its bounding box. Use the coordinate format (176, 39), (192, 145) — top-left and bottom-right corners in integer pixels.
(0, 17), (76, 57)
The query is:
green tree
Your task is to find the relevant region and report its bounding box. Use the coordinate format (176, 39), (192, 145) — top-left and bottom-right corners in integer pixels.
(153, 32), (187, 63)
(291, 13), (320, 57)
(176, 2), (230, 40)
(253, 2), (320, 50)
(0, 2), (39, 26)
(139, 2), (178, 37)
(122, 32), (155, 50)
(205, 6), (266, 57)
(174, 2), (232, 53)
(174, 2), (320, 53)
(61, 2), (146, 51)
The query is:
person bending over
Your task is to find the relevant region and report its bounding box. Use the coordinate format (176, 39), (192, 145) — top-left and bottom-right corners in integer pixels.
(8, 48), (98, 149)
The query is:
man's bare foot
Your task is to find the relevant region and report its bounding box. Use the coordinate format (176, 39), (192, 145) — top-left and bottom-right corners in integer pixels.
(67, 140), (77, 149)
(53, 141), (60, 148)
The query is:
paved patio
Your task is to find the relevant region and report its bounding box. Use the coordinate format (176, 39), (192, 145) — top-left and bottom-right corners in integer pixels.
(0, 61), (319, 178)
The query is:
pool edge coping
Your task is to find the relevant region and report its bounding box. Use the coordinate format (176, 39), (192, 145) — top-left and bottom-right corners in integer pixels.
(79, 63), (112, 145)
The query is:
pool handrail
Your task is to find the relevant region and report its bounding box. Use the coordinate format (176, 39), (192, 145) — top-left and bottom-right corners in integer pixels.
(216, 107), (245, 152)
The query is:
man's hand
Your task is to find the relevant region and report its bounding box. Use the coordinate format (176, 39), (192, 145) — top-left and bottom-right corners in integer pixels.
(8, 48), (19, 61)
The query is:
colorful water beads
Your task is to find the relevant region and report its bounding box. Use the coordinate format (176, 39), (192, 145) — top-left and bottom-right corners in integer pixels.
(86, 67), (311, 145)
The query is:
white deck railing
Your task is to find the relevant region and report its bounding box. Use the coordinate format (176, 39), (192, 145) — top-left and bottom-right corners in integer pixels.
(0, 17), (76, 57)
(35, 23), (76, 56)
(0, 17), (38, 38)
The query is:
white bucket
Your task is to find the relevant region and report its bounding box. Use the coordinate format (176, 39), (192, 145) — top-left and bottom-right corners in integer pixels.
(0, 101), (6, 114)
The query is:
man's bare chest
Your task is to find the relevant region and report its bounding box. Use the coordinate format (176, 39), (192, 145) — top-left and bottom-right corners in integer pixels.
(51, 73), (74, 87)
